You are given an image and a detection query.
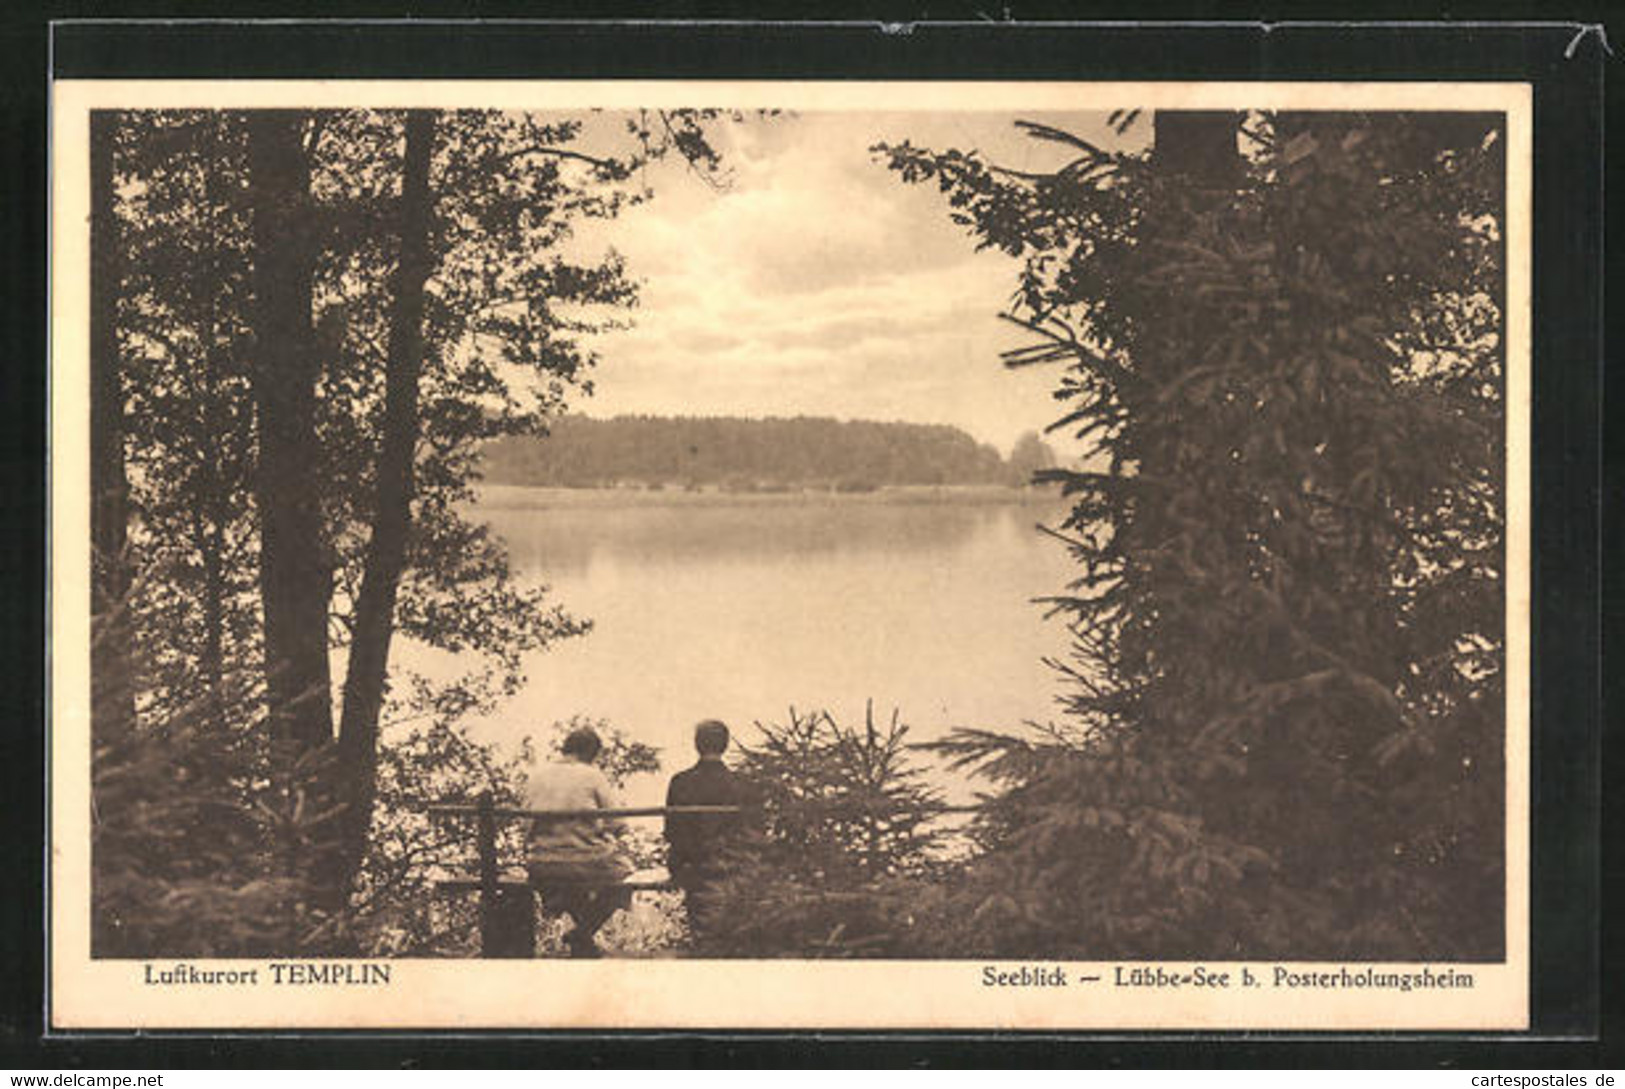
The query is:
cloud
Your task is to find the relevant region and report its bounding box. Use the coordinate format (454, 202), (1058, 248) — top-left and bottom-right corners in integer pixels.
(565, 109), (1115, 451)
(666, 327), (747, 354)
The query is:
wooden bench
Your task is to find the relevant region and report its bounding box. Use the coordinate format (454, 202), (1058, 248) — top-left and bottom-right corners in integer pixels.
(425, 793), (742, 957)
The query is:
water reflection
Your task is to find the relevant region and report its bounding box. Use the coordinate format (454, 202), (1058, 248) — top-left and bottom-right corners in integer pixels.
(478, 486), (1058, 577)
(412, 485), (1076, 805)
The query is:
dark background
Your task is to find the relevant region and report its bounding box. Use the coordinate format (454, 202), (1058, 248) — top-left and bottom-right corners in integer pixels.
(1, 7), (1613, 1069)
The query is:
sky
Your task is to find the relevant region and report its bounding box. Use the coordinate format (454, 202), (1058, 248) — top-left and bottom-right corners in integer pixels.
(559, 109), (1140, 455)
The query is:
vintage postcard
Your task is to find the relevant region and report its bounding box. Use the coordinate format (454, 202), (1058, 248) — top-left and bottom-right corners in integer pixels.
(49, 78), (1531, 1030)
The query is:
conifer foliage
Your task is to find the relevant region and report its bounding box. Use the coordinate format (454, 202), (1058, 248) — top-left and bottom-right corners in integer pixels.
(878, 110), (1506, 959)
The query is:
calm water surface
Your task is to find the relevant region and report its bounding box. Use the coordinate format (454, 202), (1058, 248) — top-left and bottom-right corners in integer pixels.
(397, 486), (1076, 804)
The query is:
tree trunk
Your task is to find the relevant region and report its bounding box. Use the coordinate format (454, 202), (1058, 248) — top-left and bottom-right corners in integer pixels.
(245, 111), (335, 753)
(198, 116), (233, 735)
(195, 501), (227, 726)
(89, 110), (137, 738)
(1132, 109), (1244, 737)
(336, 109), (436, 885)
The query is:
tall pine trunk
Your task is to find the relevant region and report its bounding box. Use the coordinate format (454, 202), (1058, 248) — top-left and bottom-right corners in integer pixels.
(336, 109), (436, 886)
(89, 110), (137, 739)
(245, 111), (335, 754)
(1128, 106), (1243, 695)
(198, 116), (235, 735)
(199, 506), (226, 715)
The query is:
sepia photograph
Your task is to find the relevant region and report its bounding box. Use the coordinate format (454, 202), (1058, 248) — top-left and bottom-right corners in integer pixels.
(49, 78), (1531, 1030)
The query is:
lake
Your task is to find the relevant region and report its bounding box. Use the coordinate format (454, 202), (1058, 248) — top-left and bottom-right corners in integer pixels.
(396, 485), (1078, 805)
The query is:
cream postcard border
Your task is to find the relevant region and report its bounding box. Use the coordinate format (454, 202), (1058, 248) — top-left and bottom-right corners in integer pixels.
(49, 79), (1533, 1031)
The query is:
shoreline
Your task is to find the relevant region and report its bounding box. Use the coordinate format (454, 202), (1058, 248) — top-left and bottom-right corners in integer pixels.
(473, 481), (1063, 512)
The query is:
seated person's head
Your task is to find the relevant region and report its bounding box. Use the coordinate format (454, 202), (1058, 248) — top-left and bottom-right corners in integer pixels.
(561, 725), (603, 763)
(693, 719), (730, 759)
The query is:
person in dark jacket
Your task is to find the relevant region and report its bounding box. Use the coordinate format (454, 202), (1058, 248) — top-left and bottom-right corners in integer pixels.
(664, 720), (750, 938)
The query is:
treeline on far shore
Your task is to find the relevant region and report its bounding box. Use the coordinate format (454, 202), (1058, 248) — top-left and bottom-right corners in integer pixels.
(481, 414), (1058, 490)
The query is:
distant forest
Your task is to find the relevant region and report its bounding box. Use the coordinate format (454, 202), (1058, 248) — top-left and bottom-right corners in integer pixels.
(481, 415), (1058, 489)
